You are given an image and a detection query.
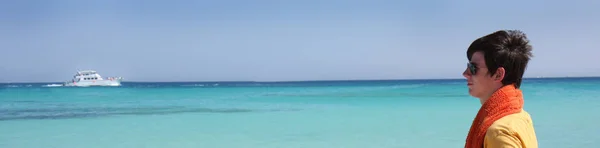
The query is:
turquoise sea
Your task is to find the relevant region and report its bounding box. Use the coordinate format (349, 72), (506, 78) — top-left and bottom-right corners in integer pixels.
(1, 78), (599, 148)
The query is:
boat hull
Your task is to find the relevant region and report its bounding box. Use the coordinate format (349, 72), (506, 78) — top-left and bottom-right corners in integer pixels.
(63, 80), (122, 87)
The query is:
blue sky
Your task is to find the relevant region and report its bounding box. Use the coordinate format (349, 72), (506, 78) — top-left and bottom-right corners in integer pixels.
(1, 0), (599, 82)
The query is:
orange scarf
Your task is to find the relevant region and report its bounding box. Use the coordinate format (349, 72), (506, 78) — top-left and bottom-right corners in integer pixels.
(465, 84), (524, 148)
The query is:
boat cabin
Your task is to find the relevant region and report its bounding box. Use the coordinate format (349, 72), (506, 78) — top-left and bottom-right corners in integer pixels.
(73, 70), (105, 82)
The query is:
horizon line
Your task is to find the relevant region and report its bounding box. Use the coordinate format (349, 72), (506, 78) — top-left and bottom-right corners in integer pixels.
(2, 76), (599, 84)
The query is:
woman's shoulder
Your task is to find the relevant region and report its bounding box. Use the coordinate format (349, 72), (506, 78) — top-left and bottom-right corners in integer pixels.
(493, 110), (534, 128)
(484, 110), (538, 148)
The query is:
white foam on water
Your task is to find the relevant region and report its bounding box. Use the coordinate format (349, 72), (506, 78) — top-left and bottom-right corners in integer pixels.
(43, 84), (63, 87)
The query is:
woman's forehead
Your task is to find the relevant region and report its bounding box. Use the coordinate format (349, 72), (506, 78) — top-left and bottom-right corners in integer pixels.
(470, 52), (485, 64)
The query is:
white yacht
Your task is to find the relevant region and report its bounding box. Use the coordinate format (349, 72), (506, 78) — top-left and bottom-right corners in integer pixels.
(63, 70), (123, 87)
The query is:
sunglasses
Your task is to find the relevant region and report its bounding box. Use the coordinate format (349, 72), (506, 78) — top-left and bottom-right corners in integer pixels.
(467, 62), (478, 75)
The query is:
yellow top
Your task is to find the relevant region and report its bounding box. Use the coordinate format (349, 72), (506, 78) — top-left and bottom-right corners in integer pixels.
(484, 110), (539, 148)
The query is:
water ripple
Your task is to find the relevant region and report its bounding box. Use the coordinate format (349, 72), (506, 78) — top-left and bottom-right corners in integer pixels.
(0, 106), (300, 121)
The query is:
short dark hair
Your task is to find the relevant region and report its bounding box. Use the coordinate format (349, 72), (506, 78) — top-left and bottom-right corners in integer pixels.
(467, 30), (533, 88)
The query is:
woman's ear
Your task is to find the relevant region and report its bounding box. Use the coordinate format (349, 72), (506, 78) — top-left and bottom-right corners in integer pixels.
(494, 67), (506, 82)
